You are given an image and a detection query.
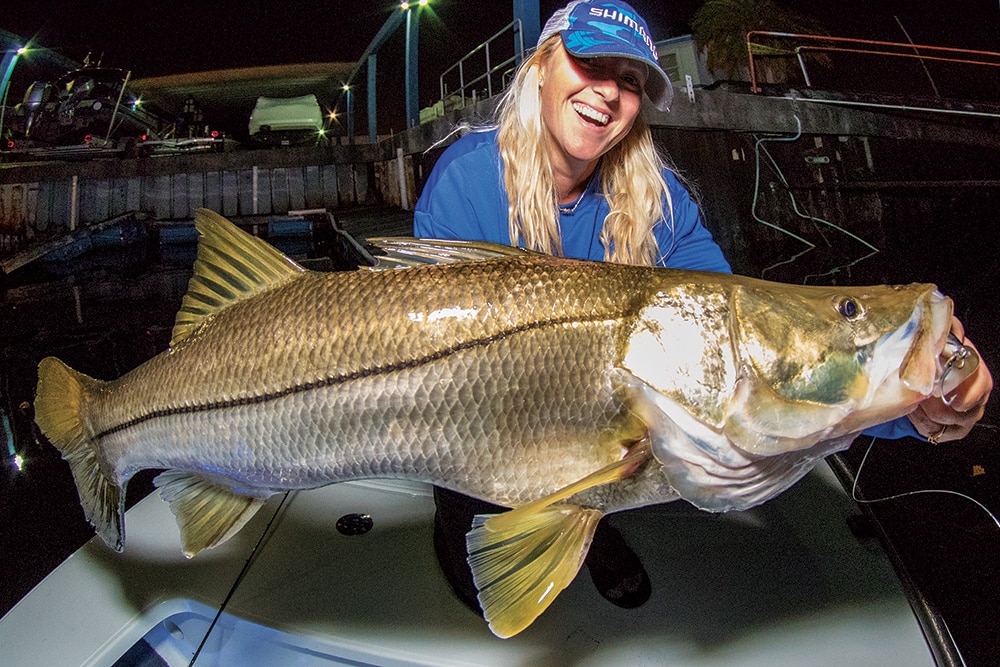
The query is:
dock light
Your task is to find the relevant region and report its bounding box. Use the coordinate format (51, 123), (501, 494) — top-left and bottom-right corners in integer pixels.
(12, 454), (24, 472)
(16, 46), (28, 55)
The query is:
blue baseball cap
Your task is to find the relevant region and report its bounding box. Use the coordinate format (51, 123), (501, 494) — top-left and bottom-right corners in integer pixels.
(538, 0), (673, 111)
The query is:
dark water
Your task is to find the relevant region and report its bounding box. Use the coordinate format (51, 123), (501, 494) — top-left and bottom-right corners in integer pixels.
(1, 241), (191, 616)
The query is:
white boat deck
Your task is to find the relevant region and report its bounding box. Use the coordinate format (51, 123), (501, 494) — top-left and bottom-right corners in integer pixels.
(0, 464), (934, 666)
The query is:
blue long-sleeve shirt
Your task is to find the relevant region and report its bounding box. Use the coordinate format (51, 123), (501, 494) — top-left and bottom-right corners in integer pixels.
(414, 129), (918, 440)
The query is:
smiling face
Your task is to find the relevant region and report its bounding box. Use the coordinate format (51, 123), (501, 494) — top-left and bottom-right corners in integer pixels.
(537, 41), (647, 184)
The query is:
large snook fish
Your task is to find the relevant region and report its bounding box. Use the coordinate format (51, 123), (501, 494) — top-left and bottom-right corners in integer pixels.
(35, 209), (971, 638)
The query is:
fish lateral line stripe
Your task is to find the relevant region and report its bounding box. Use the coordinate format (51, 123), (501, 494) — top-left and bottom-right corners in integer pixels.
(96, 310), (628, 440)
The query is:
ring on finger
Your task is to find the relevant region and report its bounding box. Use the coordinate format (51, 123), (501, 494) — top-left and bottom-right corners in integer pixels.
(928, 425), (948, 445)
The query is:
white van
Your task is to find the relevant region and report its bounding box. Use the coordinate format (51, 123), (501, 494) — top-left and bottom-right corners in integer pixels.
(248, 93), (323, 146)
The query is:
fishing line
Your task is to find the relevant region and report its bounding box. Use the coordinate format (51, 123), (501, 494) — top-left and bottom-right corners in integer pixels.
(751, 115), (880, 281)
(751, 116), (816, 276)
(851, 436), (1000, 530)
(188, 490), (293, 667)
(849, 434), (996, 667)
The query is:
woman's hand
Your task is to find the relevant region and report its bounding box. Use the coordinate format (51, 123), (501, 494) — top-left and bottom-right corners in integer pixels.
(908, 318), (993, 443)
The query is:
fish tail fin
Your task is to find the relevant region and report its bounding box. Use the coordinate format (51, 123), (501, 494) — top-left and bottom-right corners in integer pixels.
(468, 504), (603, 639)
(34, 357), (125, 552)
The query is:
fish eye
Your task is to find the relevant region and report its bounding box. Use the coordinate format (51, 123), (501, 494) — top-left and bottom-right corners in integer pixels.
(837, 298), (863, 320)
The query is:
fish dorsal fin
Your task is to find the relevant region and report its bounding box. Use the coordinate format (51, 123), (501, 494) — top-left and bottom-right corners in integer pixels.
(154, 470), (270, 558)
(467, 445), (650, 638)
(366, 237), (529, 270)
(171, 209), (305, 347)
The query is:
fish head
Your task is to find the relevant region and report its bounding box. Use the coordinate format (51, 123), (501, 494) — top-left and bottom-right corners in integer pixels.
(727, 280), (956, 454)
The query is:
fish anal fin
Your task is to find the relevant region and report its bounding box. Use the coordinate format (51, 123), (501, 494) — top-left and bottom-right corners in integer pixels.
(171, 209), (305, 348)
(468, 504), (603, 638)
(154, 470), (270, 558)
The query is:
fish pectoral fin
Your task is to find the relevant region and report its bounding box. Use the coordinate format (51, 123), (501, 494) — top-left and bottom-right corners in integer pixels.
(464, 448), (648, 638)
(482, 444), (650, 535)
(154, 470), (270, 558)
(467, 504), (603, 639)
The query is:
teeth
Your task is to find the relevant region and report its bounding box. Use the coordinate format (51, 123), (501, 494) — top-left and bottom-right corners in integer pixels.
(573, 103), (609, 126)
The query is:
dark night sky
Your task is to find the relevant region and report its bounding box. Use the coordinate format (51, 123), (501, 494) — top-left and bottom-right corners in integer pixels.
(6, 1), (998, 74)
(4, 1), (999, 132)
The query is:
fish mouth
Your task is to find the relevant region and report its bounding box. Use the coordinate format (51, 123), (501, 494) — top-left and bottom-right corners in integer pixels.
(573, 102), (609, 126)
(897, 289), (955, 397)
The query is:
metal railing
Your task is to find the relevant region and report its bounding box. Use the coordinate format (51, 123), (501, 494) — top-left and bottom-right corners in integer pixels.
(433, 20), (524, 118)
(746, 31), (1000, 99)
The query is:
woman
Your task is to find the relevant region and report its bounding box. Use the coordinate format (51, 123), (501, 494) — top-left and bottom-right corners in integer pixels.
(414, 0), (992, 612)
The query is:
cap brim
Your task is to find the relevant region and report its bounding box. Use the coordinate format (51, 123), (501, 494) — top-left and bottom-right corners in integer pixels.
(559, 32), (674, 111)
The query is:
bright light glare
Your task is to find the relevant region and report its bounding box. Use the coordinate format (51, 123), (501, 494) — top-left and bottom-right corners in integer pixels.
(16, 46), (28, 55)
(342, 84), (350, 91)
(13, 454), (24, 471)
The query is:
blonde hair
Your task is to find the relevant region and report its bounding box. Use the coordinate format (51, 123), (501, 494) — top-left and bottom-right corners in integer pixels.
(495, 37), (675, 266)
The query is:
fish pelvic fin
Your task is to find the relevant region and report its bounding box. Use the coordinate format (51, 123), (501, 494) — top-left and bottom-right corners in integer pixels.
(154, 470), (269, 558)
(468, 504), (603, 639)
(171, 209), (306, 348)
(34, 357), (125, 552)
(466, 446), (650, 637)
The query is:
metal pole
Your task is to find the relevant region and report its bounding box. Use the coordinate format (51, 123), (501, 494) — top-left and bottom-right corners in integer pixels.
(0, 49), (23, 143)
(405, 8), (420, 128)
(367, 53), (378, 144)
(396, 146), (409, 209)
(894, 15), (940, 98)
(747, 32), (760, 93)
(512, 0), (540, 63)
(795, 48), (812, 87)
(341, 7), (406, 141)
(485, 42), (493, 97)
(346, 87), (354, 145)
